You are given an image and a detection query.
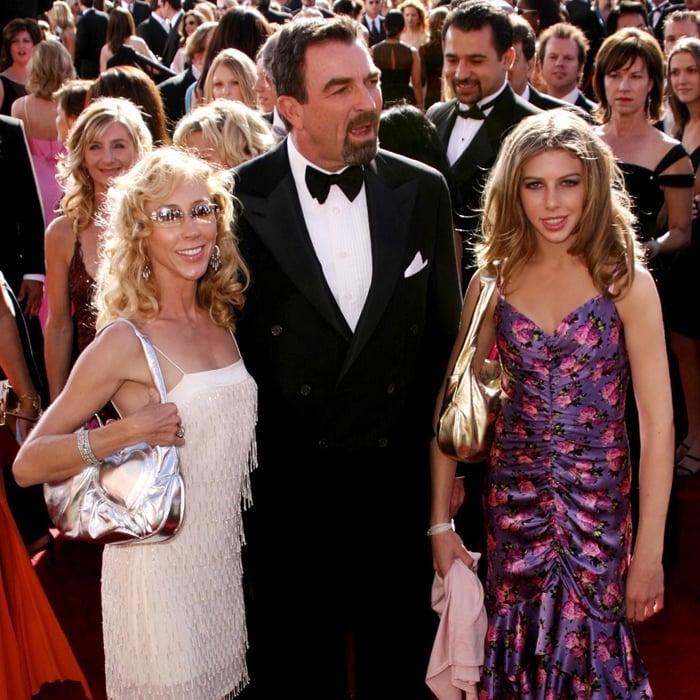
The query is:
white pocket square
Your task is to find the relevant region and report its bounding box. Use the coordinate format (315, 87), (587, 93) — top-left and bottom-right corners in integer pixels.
(404, 252), (428, 278)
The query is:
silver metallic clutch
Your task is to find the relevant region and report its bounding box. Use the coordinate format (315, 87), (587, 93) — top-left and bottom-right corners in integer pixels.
(44, 320), (184, 545)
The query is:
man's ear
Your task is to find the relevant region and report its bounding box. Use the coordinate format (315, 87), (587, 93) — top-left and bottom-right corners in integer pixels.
(277, 95), (303, 130)
(503, 45), (516, 72)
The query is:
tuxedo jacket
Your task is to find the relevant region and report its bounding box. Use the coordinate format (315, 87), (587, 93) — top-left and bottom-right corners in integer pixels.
(428, 86), (540, 234)
(161, 12), (184, 69)
(0, 116), (45, 293)
(74, 8), (109, 78)
(232, 140), (461, 472)
(126, 0), (151, 26)
(574, 89), (598, 114)
(158, 65), (197, 132)
(137, 15), (168, 60)
(362, 14), (386, 46)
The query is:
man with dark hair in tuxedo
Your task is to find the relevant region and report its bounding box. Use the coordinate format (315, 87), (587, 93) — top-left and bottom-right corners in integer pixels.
(427, 0), (540, 293)
(74, 0), (109, 78)
(233, 15), (461, 700)
(160, 0), (184, 67)
(137, 0), (170, 59)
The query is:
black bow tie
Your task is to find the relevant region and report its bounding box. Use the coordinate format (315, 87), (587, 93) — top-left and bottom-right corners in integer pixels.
(305, 165), (364, 204)
(455, 97), (497, 120)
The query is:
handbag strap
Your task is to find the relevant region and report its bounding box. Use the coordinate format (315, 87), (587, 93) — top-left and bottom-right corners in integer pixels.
(97, 319), (169, 402)
(451, 265), (498, 377)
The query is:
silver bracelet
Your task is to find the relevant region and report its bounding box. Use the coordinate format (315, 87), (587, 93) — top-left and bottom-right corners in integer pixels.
(77, 427), (101, 468)
(427, 520), (455, 536)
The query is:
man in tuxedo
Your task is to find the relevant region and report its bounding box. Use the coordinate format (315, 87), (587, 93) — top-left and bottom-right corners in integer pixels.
(362, 0), (386, 46)
(74, 0), (109, 78)
(233, 16), (461, 700)
(427, 0), (540, 293)
(160, 0), (184, 68)
(158, 19), (214, 131)
(118, 0), (151, 24)
(537, 22), (598, 114)
(509, 13), (576, 110)
(137, 0), (170, 59)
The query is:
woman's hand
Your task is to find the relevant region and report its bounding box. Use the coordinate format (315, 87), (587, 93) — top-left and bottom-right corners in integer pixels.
(124, 389), (186, 447)
(431, 528), (475, 579)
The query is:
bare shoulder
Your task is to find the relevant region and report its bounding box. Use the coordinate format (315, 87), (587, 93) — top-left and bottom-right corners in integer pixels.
(45, 215), (75, 256)
(615, 263), (659, 319)
(86, 320), (152, 381)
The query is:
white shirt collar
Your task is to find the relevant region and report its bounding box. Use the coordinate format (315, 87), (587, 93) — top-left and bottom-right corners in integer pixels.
(560, 86), (581, 105)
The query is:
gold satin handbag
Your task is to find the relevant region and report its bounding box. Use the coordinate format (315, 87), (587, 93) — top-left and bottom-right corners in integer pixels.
(437, 266), (501, 462)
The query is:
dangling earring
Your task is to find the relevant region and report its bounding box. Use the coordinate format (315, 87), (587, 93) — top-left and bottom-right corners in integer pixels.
(646, 94), (652, 121)
(142, 264), (151, 280)
(209, 244), (221, 272)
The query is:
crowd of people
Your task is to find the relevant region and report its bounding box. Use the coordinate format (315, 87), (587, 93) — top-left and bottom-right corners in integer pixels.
(1, 0), (698, 698)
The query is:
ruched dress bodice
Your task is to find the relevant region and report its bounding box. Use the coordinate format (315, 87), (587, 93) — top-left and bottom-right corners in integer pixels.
(481, 293), (652, 699)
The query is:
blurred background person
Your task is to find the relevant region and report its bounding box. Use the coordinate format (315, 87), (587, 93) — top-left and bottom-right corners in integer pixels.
(173, 98), (274, 168)
(89, 63), (171, 144)
(202, 47), (259, 109)
(593, 26), (693, 571)
(0, 17), (43, 116)
(74, 0), (109, 79)
(362, 0), (385, 47)
(99, 5), (159, 74)
(54, 77), (93, 143)
(421, 6), (447, 109)
(515, 0), (564, 38)
(371, 9), (423, 108)
(159, 19), (216, 132)
(44, 97), (152, 404)
(665, 36), (700, 476)
(606, 0), (653, 35)
(136, 0), (171, 60)
(48, 0), (77, 60)
(11, 39), (76, 226)
(169, 6), (205, 73)
(398, 0), (428, 50)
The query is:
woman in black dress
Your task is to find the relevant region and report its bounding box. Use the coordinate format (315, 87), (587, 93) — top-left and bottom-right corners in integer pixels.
(666, 37), (700, 476)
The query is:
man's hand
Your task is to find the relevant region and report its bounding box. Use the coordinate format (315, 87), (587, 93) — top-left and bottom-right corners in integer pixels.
(16, 280), (43, 318)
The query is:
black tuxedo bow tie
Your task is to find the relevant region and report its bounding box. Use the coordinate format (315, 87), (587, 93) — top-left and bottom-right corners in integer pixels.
(305, 165), (364, 204)
(455, 97), (497, 120)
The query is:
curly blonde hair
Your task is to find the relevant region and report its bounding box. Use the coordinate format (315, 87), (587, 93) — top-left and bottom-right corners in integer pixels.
(173, 98), (274, 168)
(57, 97), (153, 235)
(95, 147), (249, 330)
(476, 109), (642, 299)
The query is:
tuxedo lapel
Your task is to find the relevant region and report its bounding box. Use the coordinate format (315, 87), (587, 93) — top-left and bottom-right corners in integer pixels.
(342, 161), (417, 373)
(240, 146), (351, 340)
(449, 90), (514, 190)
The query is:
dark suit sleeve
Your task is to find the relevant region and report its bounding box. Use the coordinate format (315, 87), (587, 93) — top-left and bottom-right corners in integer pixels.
(7, 119), (45, 280)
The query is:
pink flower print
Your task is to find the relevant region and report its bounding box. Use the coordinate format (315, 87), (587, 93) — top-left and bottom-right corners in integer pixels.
(516, 451), (535, 466)
(602, 581), (623, 608)
(513, 422), (529, 439)
(517, 477), (536, 493)
(580, 492), (598, 509)
(560, 354), (578, 376)
(600, 426), (617, 445)
(610, 324), (620, 344)
(574, 319), (601, 347)
(554, 387), (580, 409)
(577, 405), (599, 426)
(602, 378), (622, 406)
(582, 540), (602, 559)
(564, 631), (588, 658)
(513, 622), (527, 652)
(486, 625), (499, 644)
(512, 317), (535, 343)
(532, 357), (550, 377)
(522, 396), (540, 418)
(580, 568), (597, 588)
(562, 599), (584, 620)
(576, 510), (598, 533)
(559, 440), (577, 455)
(612, 664), (628, 686)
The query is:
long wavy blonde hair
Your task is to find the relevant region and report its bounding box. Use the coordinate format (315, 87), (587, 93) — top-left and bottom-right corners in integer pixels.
(94, 147), (249, 330)
(57, 97), (152, 235)
(477, 109), (642, 299)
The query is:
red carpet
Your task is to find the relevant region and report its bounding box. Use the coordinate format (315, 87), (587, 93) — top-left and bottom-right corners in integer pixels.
(30, 478), (700, 700)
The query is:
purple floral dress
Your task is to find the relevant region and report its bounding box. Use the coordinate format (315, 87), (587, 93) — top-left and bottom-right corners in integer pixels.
(480, 293), (653, 699)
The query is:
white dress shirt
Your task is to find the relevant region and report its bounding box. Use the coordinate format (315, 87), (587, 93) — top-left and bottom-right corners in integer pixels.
(287, 136), (373, 331)
(447, 81), (507, 166)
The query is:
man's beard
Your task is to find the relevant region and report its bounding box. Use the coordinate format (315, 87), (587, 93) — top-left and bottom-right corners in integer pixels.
(342, 110), (380, 165)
